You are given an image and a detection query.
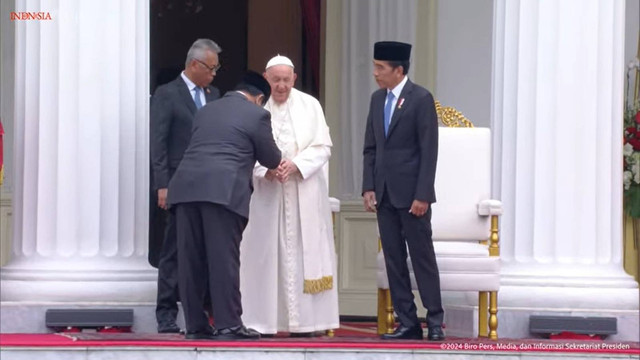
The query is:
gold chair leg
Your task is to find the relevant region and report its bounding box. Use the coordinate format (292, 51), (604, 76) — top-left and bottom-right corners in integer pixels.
(377, 288), (394, 334)
(385, 289), (394, 333)
(377, 288), (386, 334)
(489, 291), (498, 340)
(478, 291), (488, 337)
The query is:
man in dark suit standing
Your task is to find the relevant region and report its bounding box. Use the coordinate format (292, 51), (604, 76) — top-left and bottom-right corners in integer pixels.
(168, 72), (282, 340)
(150, 38), (222, 333)
(362, 41), (445, 341)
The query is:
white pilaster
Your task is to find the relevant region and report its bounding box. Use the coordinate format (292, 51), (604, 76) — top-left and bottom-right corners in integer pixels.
(338, 0), (417, 199)
(1, 0), (154, 303)
(491, 0), (638, 339)
(331, 0), (419, 316)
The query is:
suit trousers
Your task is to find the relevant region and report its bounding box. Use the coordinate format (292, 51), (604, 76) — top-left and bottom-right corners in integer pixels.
(155, 208), (179, 326)
(176, 202), (248, 332)
(377, 192), (444, 328)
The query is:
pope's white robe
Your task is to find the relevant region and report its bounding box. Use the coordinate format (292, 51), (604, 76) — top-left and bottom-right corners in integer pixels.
(240, 88), (339, 334)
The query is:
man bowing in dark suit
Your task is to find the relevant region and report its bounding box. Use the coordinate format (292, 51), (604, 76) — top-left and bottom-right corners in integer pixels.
(150, 38), (222, 333)
(168, 72), (282, 340)
(362, 41), (445, 341)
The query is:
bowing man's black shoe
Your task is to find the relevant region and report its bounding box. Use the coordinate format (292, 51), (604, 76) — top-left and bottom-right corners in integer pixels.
(380, 324), (423, 340)
(157, 322), (182, 334)
(213, 325), (261, 340)
(427, 326), (445, 341)
(185, 327), (216, 340)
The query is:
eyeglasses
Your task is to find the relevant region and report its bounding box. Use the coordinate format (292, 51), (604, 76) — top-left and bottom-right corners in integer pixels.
(195, 59), (221, 73)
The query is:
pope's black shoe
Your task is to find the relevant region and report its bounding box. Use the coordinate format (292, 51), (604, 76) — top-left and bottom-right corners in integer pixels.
(290, 332), (317, 338)
(213, 325), (261, 340)
(380, 324), (423, 340)
(427, 326), (445, 341)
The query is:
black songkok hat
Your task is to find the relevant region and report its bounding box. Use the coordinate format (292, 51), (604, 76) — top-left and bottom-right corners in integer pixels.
(374, 41), (412, 61)
(241, 71), (271, 102)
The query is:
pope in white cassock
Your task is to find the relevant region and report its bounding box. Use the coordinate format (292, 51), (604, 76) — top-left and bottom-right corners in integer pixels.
(239, 55), (339, 336)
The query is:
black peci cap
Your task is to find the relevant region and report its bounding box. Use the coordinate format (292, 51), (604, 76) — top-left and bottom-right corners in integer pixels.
(374, 41), (412, 61)
(241, 71), (271, 102)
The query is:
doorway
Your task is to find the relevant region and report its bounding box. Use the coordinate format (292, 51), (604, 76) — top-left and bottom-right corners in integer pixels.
(148, 0), (322, 265)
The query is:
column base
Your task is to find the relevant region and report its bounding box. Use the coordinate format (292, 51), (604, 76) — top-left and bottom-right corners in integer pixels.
(1, 257), (158, 302)
(1, 279), (157, 303)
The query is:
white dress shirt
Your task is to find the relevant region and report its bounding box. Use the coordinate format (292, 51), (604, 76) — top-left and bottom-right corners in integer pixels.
(385, 75), (408, 121)
(181, 72), (206, 106)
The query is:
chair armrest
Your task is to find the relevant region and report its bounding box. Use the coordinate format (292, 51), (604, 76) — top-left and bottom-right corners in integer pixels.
(329, 197), (341, 213)
(478, 199), (503, 216)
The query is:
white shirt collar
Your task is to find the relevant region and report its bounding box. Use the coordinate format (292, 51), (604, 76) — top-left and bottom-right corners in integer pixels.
(235, 90), (250, 100)
(388, 75), (408, 99)
(181, 71), (198, 91)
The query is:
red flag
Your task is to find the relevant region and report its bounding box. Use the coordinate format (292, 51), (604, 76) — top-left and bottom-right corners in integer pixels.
(0, 119), (4, 185)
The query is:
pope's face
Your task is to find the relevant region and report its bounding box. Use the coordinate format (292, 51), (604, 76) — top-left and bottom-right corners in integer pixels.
(264, 65), (297, 104)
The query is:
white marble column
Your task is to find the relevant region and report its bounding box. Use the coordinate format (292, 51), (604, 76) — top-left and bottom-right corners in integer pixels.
(1, 0), (154, 304)
(491, 0), (639, 339)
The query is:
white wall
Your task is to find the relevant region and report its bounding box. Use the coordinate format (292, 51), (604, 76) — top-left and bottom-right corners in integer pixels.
(436, 0), (493, 128)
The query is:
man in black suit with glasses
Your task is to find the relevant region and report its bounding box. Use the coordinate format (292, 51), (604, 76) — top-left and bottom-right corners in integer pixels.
(150, 38), (222, 334)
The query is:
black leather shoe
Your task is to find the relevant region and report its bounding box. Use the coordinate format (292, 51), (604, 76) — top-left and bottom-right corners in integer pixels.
(290, 332), (317, 338)
(427, 326), (445, 341)
(213, 325), (261, 340)
(158, 322), (181, 334)
(380, 324), (423, 340)
(185, 331), (216, 340)
(184, 326), (215, 340)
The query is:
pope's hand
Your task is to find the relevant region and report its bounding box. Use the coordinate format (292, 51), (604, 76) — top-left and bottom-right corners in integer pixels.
(276, 159), (299, 183)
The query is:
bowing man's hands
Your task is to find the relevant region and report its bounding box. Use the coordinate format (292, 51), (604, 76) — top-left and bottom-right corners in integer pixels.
(265, 159), (300, 183)
(265, 169), (278, 182)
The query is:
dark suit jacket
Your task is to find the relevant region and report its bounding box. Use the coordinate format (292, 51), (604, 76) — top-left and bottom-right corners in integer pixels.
(167, 92), (282, 218)
(362, 79), (439, 208)
(150, 75), (220, 189)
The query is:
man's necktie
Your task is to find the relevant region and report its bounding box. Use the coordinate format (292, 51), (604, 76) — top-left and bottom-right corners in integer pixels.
(194, 87), (204, 109)
(384, 91), (395, 137)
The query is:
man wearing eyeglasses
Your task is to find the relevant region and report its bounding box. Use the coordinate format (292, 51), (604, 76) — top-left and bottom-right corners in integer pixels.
(150, 38), (222, 334)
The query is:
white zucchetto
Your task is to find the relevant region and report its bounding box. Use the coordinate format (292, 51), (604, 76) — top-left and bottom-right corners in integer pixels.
(266, 55), (295, 70)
